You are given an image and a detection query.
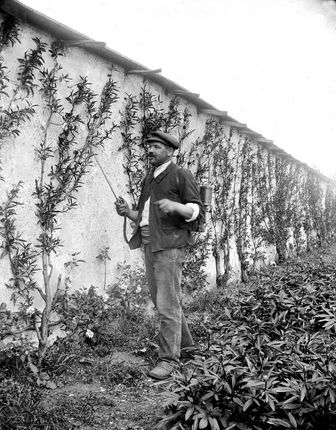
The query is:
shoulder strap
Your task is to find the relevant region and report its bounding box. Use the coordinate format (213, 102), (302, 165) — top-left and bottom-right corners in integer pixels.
(176, 167), (180, 187)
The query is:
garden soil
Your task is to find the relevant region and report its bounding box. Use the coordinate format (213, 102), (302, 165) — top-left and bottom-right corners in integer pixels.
(41, 351), (169, 430)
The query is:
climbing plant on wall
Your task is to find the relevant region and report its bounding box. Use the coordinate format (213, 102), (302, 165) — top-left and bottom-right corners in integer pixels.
(252, 150), (292, 262)
(0, 17), (119, 364)
(235, 137), (255, 280)
(119, 55), (336, 288)
(118, 87), (213, 291)
(194, 119), (238, 286)
(1, 9), (336, 344)
(289, 165), (306, 255)
(243, 145), (271, 271)
(119, 85), (183, 205)
(119, 93), (141, 208)
(176, 107), (195, 168)
(0, 12), (20, 49)
(178, 112), (211, 293)
(304, 171), (326, 248)
(271, 156), (298, 261)
(325, 182), (336, 241)
(0, 14), (36, 144)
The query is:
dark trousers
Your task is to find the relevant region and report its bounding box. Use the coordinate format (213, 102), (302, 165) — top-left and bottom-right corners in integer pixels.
(144, 244), (194, 362)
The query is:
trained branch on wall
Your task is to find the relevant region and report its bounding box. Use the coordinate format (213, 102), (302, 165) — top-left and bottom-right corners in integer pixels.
(0, 26), (119, 365)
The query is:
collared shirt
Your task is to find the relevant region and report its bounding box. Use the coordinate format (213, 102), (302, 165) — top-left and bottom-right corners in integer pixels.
(139, 160), (199, 227)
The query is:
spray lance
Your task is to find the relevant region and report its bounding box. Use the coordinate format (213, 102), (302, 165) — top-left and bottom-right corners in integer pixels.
(94, 155), (129, 244)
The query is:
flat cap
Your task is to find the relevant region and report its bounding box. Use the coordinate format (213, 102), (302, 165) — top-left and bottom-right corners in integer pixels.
(146, 130), (180, 150)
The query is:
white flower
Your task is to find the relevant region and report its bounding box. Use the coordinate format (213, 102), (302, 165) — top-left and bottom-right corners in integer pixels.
(26, 306), (35, 316)
(102, 293), (109, 302)
(85, 329), (94, 339)
(119, 283), (128, 291)
(136, 286), (142, 294)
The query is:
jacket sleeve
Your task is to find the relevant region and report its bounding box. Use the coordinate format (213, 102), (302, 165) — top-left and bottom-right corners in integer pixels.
(177, 168), (203, 207)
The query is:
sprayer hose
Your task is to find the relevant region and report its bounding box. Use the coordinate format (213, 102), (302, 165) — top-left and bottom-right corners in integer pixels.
(123, 215), (129, 244)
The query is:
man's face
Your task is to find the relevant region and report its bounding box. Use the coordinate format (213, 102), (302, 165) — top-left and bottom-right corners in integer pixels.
(147, 141), (173, 167)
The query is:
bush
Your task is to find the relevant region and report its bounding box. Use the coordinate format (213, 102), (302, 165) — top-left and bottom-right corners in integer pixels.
(54, 285), (113, 339)
(107, 262), (149, 316)
(160, 258), (336, 429)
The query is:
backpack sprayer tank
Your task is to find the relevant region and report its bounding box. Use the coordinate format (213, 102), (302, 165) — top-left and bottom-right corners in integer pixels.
(199, 184), (213, 208)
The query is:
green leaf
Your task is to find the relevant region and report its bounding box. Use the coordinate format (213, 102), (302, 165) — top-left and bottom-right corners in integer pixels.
(300, 385), (307, 402)
(209, 417), (220, 430)
(244, 380), (265, 387)
(282, 403), (301, 410)
(275, 386), (295, 393)
(267, 418), (291, 428)
(224, 424), (237, 430)
(185, 406), (195, 421)
(268, 396), (275, 411)
(29, 362), (38, 374)
(192, 416), (199, 430)
(288, 413), (297, 428)
(199, 417), (208, 429)
(223, 381), (233, 394)
(243, 399), (253, 411)
(233, 397), (244, 407)
(245, 357), (254, 371)
(201, 392), (214, 402)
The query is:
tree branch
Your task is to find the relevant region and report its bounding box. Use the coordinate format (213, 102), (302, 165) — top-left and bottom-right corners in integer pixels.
(34, 313), (42, 343)
(32, 284), (46, 302)
(52, 274), (62, 307)
(48, 257), (53, 283)
(1, 324), (35, 337)
(0, 318), (62, 339)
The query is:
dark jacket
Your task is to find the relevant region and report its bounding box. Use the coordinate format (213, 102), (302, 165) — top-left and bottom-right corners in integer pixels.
(129, 162), (203, 252)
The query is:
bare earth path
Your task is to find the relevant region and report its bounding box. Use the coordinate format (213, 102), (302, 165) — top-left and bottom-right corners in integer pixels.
(42, 351), (168, 430)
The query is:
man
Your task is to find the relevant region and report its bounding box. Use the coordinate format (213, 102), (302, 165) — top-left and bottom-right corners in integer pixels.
(115, 130), (203, 380)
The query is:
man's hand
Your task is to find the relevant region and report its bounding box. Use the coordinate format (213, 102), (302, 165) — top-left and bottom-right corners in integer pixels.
(115, 197), (130, 217)
(154, 199), (177, 215)
(115, 197), (139, 222)
(155, 199), (194, 219)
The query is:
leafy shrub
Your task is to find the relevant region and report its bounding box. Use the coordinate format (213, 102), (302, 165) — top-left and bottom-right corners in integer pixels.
(160, 257), (336, 429)
(182, 232), (211, 294)
(47, 263), (155, 365)
(0, 336), (36, 372)
(107, 262), (149, 316)
(55, 285), (112, 342)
